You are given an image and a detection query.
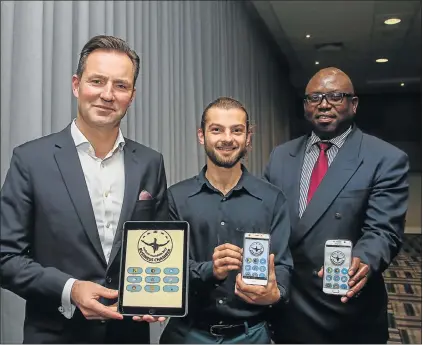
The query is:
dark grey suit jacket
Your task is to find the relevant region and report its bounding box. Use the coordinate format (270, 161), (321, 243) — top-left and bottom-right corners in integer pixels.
(264, 127), (409, 343)
(0, 125), (168, 343)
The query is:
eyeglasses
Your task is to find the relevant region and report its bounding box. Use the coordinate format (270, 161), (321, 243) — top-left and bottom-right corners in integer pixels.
(304, 92), (355, 105)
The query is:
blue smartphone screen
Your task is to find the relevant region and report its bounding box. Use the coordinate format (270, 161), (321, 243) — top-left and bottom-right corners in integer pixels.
(242, 238), (270, 280)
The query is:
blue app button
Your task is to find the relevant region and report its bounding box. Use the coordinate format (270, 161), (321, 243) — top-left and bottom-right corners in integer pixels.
(146, 267), (161, 275)
(145, 276), (161, 284)
(127, 267), (142, 274)
(341, 276), (348, 282)
(341, 268), (348, 275)
(126, 284), (142, 292)
(144, 285), (160, 293)
(164, 268), (179, 275)
(245, 265), (251, 271)
(326, 275), (332, 281)
(260, 258), (266, 264)
(163, 276), (179, 284)
(163, 285), (179, 292)
(127, 276), (142, 283)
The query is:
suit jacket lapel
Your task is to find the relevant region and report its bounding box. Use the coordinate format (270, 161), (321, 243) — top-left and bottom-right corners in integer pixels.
(290, 128), (364, 248)
(286, 136), (308, 230)
(54, 126), (107, 266)
(107, 142), (141, 269)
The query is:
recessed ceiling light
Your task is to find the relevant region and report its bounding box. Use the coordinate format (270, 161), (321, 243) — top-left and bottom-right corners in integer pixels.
(315, 61), (319, 65)
(376, 58), (389, 63)
(306, 34), (311, 38)
(401, 82), (405, 86)
(384, 18), (401, 25)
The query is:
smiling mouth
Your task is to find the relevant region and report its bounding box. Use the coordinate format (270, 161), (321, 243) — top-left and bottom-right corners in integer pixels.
(216, 147), (237, 151)
(316, 114), (336, 119)
(94, 105), (114, 111)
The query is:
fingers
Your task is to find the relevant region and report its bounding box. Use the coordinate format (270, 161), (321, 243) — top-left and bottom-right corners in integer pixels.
(85, 301), (123, 320)
(268, 254), (276, 282)
(348, 257), (361, 276)
(214, 257), (242, 269)
(317, 266), (324, 278)
(215, 243), (243, 254)
(97, 286), (119, 299)
(213, 247), (243, 262)
(235, 284), (256, 304)
(349, 264), (369, 287)
(341, 275), (368, 303)
(235, 273), (266, 295)
(133, 315), (167, 323)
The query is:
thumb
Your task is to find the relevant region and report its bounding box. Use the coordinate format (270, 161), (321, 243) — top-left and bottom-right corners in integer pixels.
(97, 286), (119, 299)
(269, 253), (276, 278)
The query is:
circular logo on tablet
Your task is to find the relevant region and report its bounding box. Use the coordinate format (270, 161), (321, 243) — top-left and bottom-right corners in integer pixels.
(330, 251), (346, 266)
(249, 242), (264, 256)
(138, 230), (173, 263)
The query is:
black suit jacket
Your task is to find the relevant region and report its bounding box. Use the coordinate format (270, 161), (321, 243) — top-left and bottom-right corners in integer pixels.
(0, 125), (168, 343)
(264, 127), (409, 343)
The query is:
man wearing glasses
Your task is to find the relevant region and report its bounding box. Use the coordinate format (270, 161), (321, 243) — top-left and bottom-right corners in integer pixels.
(264, 67), (409, 343)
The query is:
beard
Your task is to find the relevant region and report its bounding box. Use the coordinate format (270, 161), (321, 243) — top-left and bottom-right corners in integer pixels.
(204, 139), (247, 169)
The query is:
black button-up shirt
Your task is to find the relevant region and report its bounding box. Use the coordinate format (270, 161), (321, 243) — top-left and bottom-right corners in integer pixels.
(167, 165), (293, 324)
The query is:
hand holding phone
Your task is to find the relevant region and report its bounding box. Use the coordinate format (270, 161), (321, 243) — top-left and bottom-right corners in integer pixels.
(212, 243), (243, 280)
(235, 252), (280, 305)
(322, 239), (353, 295)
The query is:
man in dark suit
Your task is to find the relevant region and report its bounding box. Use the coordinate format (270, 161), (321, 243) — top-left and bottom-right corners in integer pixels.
(0, 35), (168, 343)
(264, 67), (409, 344)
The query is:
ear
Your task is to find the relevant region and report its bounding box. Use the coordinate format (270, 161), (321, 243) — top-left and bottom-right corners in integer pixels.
(246, 127), (253, 148)
(129, 87), (136, 105)
(72, 75), (80, 98)
(351, 96), (359, 114)
(197, 128), (205, 145)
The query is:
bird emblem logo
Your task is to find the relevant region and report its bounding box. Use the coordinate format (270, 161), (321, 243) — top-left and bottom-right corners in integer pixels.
(138, 230), (173, 263)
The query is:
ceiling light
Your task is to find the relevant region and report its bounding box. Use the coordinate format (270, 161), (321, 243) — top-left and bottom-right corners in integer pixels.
(376, 58), (388, 63)
(384, 18), (401, 25)
(315, 61), (319, 65)
(401, 82), (405, 86)
(306, 34), (311, 38)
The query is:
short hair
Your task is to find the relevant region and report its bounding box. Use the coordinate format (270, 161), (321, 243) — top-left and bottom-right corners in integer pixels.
(76, 35), (140, 85)
(201, 97), (250, 132)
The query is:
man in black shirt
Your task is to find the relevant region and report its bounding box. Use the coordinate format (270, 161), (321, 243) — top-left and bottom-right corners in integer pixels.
(159, 97), (292, 344)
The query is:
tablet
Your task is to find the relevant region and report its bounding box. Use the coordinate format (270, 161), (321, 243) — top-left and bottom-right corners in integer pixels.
(118, 221), (189, 317)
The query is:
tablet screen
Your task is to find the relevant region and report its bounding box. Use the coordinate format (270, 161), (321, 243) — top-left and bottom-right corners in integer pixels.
(119, 224), (188, 315)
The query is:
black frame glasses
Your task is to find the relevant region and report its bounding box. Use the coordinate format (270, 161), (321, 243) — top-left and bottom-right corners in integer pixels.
(304, 92), (355, 105)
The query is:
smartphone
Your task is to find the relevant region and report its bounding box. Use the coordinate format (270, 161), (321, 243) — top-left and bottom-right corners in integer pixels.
(242, 233), (270, 286)
(323, 239), (353, 295)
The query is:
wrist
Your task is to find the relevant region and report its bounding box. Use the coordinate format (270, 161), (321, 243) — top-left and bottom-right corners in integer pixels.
(70, 280), (82, 304)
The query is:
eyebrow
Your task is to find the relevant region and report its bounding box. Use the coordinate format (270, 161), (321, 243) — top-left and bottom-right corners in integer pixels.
(208, 123), (246, 128)
(87, 74), (132, 85)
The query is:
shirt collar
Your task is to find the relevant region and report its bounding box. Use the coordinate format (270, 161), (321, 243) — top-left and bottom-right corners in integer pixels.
(306, 126), (352, 153)
(189, 164), (262, 200)
(70, 119), (125, 153)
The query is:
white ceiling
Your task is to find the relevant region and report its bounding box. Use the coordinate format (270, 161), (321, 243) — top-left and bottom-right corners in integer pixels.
(251, 0), (422, 94)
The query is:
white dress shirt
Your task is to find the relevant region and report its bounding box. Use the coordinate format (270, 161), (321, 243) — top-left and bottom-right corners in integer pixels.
(59, 120), (126, 318)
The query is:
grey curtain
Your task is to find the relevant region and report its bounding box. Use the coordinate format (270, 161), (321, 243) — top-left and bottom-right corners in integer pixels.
(1, 1), (296, 343)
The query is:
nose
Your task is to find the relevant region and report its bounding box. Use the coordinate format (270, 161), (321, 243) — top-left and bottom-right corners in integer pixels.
(223, 129), (234, 142)
(100, 84), (114, 102)
(318, 96), (332, 109)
